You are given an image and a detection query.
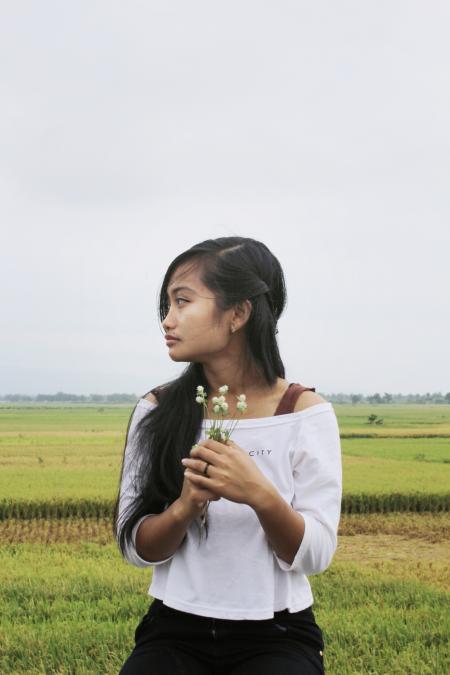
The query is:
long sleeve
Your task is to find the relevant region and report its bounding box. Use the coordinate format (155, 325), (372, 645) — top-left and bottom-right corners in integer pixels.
(117, 400), (175, 568)
(273, 404), (342, 575)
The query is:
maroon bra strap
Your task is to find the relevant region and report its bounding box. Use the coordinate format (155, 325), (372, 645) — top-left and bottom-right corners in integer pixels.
(274, 382), (316, 415)
(148, 383), (316, 415)
(150, 387), (161, 401)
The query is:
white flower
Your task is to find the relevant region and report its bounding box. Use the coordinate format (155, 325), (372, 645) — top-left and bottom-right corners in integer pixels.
(196, 381), (248, 455)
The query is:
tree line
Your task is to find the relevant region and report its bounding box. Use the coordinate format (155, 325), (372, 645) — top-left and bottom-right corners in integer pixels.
(0, 391), (449, 404)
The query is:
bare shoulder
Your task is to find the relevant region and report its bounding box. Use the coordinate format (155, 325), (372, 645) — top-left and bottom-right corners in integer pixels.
(143, 391), (158, 405)
(294, 390), (328, 413)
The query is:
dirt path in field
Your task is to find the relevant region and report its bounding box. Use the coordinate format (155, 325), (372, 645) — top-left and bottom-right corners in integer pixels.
(0, 513), (448, 550)
(1, 513), (448, 589)
(337, 512), (449, 540)
(335, 530), (449, 591)
(336, 533), (449, 562)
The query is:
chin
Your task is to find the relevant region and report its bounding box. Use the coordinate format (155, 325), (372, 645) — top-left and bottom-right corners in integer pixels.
(168, 351), (188, 362)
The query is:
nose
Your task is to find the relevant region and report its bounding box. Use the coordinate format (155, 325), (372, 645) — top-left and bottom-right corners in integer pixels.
(162, 317), (174, 333)
(162, 305), (176, 333)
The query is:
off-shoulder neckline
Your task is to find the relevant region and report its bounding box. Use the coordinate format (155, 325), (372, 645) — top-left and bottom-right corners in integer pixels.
(137, 397), (333, 428)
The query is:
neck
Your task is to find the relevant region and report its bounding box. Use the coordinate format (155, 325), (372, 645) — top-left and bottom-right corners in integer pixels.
(201, 360), (268, 399)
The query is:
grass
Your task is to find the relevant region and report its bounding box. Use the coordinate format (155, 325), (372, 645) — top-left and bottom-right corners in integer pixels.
(341, 437), (450, 462)
(0, 404), (449, 500)
(0, 403), (449, 673)
(0, 513), (448, 674)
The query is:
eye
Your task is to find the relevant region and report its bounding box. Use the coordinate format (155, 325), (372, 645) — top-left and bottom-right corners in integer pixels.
(165, 297), (188, 313)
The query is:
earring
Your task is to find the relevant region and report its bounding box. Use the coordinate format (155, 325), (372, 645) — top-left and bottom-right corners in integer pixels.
(231, 325), (235, 333)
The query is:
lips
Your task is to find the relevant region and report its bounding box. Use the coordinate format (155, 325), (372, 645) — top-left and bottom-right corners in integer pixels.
(165, 336), (179, 342)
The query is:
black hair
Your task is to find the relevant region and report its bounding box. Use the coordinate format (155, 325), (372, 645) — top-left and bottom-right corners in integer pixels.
(113, 236), (288, 557)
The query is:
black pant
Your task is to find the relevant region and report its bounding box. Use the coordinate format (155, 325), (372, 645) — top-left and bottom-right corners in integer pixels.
(119, 598), (325, 674)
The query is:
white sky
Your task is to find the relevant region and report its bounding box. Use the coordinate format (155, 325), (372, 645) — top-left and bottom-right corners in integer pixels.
(1, 1), (449, 396)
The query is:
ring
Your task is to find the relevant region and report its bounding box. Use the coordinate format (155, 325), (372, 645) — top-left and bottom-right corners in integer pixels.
(203, 461), (210, 476)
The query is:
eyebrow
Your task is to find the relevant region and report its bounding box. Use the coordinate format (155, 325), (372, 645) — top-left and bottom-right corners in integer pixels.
(167, 285), (196, 296)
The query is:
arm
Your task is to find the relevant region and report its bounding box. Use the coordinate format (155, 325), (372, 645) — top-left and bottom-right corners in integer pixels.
(252, 484), (306, 567)
(252, 404), (342, 575)
(117, 397), (194, 567)
(133, 499), (195, 564)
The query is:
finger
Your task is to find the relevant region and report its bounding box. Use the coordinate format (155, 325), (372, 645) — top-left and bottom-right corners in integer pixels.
(182, 458), (212, 474)
(197, 438), (230, 455)
(224, 438), (243, 453)
(190, 445), (217, 463)
(184, 470), (210, 487)
(188, 477), (220, 499)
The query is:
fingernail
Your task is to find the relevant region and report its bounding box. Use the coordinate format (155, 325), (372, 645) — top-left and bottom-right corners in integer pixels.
(181, 459), (188, 465)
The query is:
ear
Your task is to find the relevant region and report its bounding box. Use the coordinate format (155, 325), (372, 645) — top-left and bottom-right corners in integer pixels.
(232, 299), (252, 328)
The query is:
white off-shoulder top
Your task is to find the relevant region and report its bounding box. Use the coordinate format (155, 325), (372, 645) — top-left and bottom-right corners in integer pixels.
(116, 397), (342, 620)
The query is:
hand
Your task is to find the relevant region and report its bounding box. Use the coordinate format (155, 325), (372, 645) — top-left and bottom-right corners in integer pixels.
(178, 471), (221, 521)
(182, 437), (273, 508)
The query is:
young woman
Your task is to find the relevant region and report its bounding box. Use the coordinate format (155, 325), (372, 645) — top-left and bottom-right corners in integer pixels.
(114, 236), (342, 674)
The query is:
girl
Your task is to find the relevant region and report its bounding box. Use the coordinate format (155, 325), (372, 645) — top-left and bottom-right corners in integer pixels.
(114, 236), (342, 674)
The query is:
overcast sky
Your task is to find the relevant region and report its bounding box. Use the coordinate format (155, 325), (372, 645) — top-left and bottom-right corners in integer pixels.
(1, 1), (449, 396)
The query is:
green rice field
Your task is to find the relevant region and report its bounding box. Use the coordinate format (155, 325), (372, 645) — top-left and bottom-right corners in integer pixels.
(0, 403), (449, 674)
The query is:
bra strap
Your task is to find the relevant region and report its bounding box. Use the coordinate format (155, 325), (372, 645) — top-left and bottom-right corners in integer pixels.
(274, 383), (316, 416)
(148, 383), (316, 416)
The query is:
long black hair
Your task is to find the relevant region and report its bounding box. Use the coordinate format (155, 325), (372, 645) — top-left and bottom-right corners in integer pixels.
(113, 236), (288, 555)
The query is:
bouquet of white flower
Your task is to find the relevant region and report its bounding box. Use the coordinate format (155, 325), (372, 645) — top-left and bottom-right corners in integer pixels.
(194, 384), (248, 530)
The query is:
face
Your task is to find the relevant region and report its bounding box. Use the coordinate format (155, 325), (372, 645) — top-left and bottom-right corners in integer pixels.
(161, 263), (233, 362)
